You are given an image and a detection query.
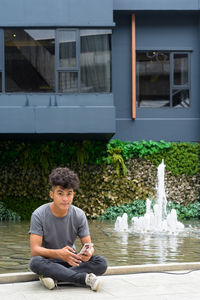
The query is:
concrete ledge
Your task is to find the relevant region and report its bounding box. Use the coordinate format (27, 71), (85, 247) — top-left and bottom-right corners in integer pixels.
(105, 262), (200, 275)
(1, 262), (200, 284)
(0, 272), (39, 284)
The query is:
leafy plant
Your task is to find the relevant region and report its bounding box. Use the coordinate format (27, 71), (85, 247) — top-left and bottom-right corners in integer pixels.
(167, 201), (200, 220)
(0, 202), (21, 221)
(2, 197), (48, 220)
(0, 140), (108, 168)
(74, 141), (92, 165)
(105, 147), (127, 176)
(146, 142), (200, 176)
(98, 200), (147, 220)
(98, 200), (200, 221)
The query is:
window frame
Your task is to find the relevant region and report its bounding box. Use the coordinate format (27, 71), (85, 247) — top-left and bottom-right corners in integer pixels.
(136, 50), (191, 109)
(170, 52), (191, 107)
(56, 29), (80, 93)
(0, 28), (112, 94)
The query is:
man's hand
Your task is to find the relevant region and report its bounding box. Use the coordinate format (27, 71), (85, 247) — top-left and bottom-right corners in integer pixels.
(58, 246), (82, 266)
(79, 247), (94, 262)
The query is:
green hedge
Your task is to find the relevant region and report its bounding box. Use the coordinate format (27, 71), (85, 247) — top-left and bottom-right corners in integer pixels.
(0, 139), (199, 220)
(107, 139), (172, 159)
(0, 140), (107, 169)
(145, 142), (200, 176)
(98, 200), (200, 221)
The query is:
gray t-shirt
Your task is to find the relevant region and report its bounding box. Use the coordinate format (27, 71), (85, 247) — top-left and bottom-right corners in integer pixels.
(29, 203), (90, 250)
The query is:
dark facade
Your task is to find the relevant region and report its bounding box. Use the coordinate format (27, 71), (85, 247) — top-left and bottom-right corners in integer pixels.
(0, 0), (199, 141)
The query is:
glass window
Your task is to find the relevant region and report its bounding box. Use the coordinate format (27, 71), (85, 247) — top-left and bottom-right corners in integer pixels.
(5, 29), (55, 92)
(174, 54), (188, 86)
(58, 30), (76, 68)
(58, 72), (78, 93)
(3, 28), (112, 94)
(136, 52), (170, 108)
(80, 29), (111, 93)
(136, 51), (190, 108)
(172, 89), (189, 107)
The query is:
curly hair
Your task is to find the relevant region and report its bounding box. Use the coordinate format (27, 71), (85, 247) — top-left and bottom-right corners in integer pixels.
(49, 167), (80, 190)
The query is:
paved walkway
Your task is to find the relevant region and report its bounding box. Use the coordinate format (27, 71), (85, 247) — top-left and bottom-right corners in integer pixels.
(1, 270), (200, 300)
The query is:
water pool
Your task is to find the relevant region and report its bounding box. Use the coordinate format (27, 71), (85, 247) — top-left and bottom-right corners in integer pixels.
(0, 219), (200, 273)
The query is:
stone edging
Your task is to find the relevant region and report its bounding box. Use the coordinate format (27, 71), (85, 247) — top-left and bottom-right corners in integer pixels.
(1, 262), (200, 284)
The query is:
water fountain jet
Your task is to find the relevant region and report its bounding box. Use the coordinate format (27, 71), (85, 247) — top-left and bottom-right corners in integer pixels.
(115, 160), (185, 234)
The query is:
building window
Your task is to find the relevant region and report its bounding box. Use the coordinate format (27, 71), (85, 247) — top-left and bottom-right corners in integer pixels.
(3, 28), (112, 94)
(136, 51), (190, 108)
(80, 29), (111, 93)
(5, 29), (55, 92)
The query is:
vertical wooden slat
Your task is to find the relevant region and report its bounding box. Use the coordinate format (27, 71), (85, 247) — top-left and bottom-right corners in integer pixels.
(131, 14), (136, 119)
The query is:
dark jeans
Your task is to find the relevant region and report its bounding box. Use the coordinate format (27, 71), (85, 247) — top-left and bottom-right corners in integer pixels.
(29, 255), (108, 285)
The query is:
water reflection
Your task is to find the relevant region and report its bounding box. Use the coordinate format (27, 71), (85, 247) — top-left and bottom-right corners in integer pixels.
(0, 219), (200, 273)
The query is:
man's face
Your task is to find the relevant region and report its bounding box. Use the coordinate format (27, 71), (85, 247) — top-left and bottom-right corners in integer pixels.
(49, 186), (75, 212)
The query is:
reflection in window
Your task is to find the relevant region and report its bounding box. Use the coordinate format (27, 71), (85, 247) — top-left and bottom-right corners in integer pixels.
(174, 54), (188, 86)
(5, 29), (55, 92)
(58, 31), (76, 68)
(3, 28), (112, 94)
(172, 89), (189, 107)
(172, 53), (190, 108)
(136, 52), (170, 107)
(80, 29), (111, 93)
(58, 72), (78, 93)
(136, 51), (190, 108)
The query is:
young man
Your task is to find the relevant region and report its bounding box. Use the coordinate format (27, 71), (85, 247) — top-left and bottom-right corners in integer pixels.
(29, 167), (107, 291)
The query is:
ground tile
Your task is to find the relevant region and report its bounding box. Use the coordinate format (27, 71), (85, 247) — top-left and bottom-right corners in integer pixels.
(23, 291), (116, 300)
(101, 275), (200, 298)
(121, 271), (200, 287)
(165, 294), (200, 300)
(1, 293), (27, 300)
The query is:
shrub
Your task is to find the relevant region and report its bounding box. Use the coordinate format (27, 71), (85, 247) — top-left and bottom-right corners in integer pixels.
(167, 201), (200, 220)
(145, 142), (200, 176)
(98, 200), (200, 221)
(98, 200), (147, 220)
(107, 139), (172, 160)
(0, 201), (21, 221)
(1, 197), (48, 220)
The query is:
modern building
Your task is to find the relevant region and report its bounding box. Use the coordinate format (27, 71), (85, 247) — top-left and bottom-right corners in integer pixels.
(0, 0), (199, 141)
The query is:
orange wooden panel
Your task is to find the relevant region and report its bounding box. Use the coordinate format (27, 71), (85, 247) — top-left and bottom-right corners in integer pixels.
(132, 14), (136, 119)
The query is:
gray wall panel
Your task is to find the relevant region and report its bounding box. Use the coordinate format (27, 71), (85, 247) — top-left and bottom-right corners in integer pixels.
(0, 108), (35, 133)
(35, 107), (116, 133)
(114, 0), (199, 10)
(0, 0), (114, 27)
(112, 14), (132, 119)
(115, 119), (200, 142)
(112, 12), (200, 141)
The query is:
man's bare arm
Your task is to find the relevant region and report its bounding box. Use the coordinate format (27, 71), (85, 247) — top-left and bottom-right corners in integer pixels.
(79, 235), (94, 262)
(30, 233), (82, 266)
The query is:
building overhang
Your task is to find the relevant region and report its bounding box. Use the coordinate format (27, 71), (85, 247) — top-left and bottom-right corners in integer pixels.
(114, 0), (200, 11)
(0, 0), (115, 27)
(0, 94), (116, 139)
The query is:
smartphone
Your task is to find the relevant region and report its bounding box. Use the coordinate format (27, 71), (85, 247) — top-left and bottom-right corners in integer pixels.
(79, 243), (94, 254)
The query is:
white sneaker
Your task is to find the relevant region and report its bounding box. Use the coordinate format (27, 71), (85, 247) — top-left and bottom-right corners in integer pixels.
(39, 276), (55, 290)
(85, 273), (102, 292)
